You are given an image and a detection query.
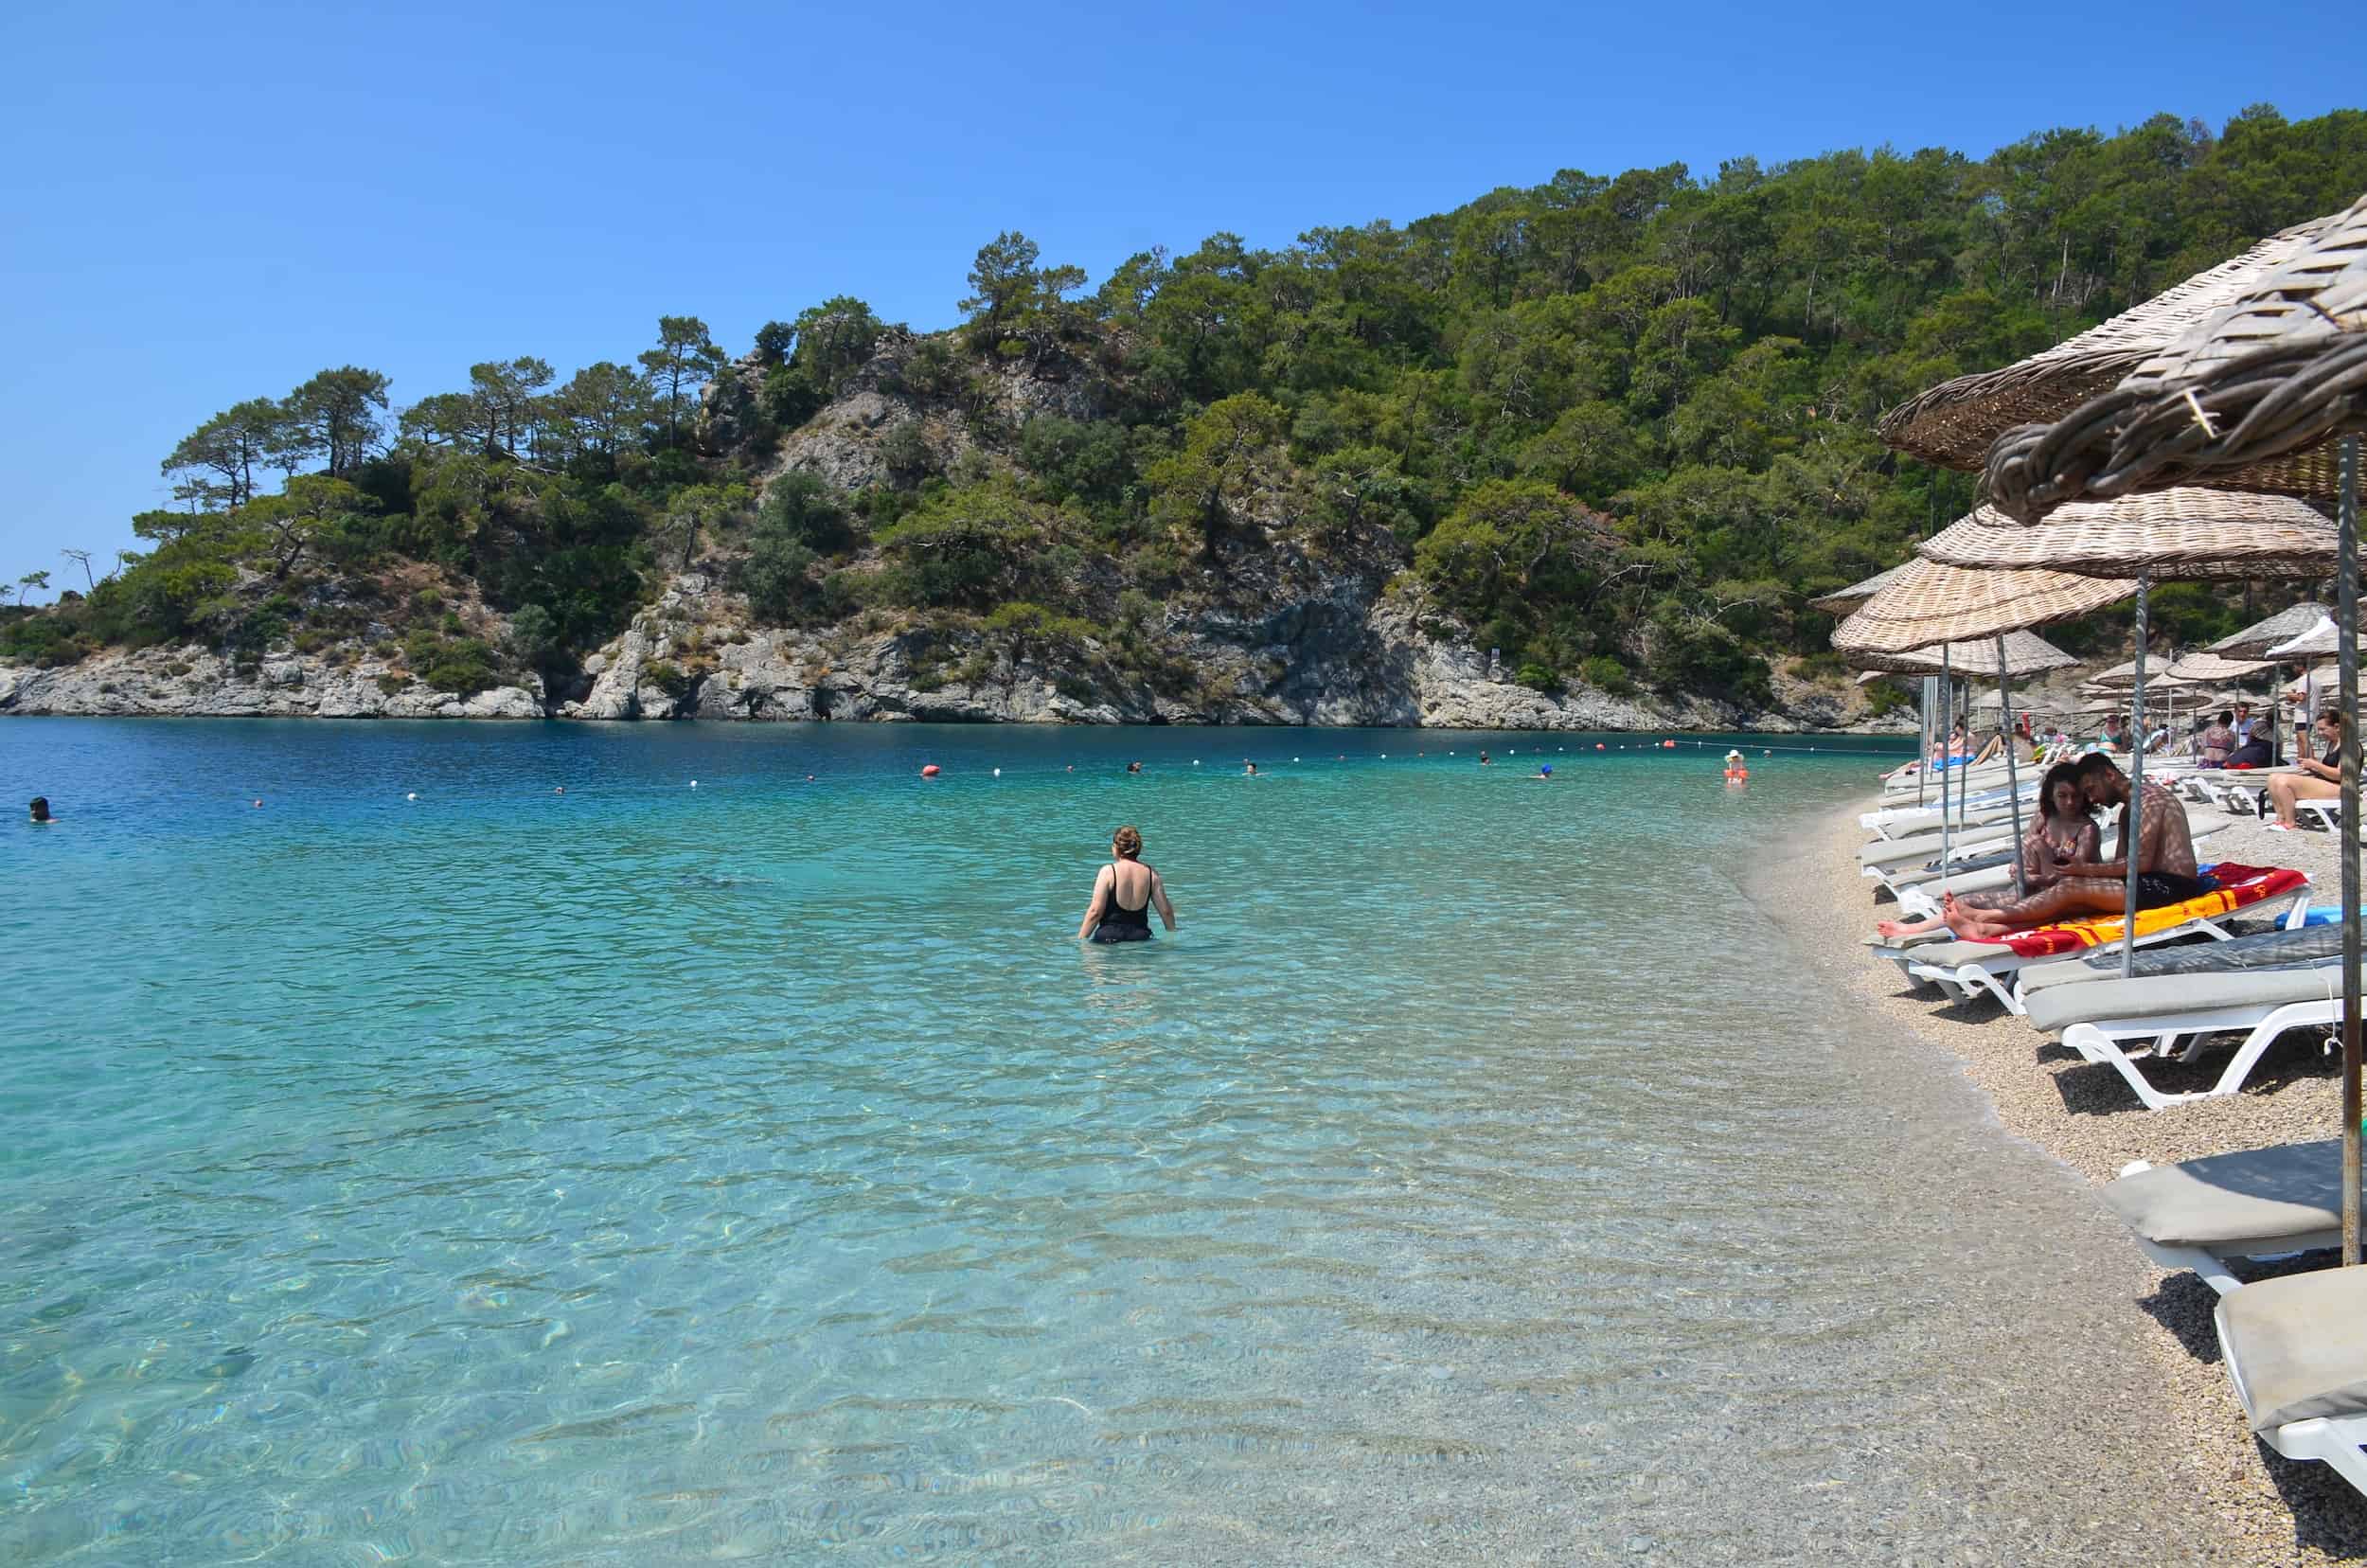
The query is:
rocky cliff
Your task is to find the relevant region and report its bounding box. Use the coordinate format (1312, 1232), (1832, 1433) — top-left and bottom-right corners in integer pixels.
(1, 338), (1908, 733)
(0, 565), (1893, 732)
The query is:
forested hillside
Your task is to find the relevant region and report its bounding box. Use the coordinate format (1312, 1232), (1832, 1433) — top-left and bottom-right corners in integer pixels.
(8, 104), (2365, 719)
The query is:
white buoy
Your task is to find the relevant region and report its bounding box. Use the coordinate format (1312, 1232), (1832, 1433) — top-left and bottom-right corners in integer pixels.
(1293, 757), (1300, 762)
(992, 768), (1002, 776)
(406, 792), (418, 801)
(690, 780), (698, 788)
(1193, 759), (1200, 766)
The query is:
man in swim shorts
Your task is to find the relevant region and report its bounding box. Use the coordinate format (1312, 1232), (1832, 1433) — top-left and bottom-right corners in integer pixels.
(1937, 753), (2203, 940)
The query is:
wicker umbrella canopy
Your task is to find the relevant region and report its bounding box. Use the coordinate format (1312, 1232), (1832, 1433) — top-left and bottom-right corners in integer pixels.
(1840, 627), (2079, 677)
(1806, 561), (1912, 615)
(2211, 601), (2336, 656)
(1878, 213), (2338, 472)
(1914, 489), (2338, 578)
(2166, 650), (2273, 682)
(1986, 191), (2367, 520)
(1829, 558), (2135, 657)
(2268, 615), (2340, 658)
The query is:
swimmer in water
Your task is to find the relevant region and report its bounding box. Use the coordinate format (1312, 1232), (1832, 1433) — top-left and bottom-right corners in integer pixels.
(1478, 750), (1491, 766)
(1243, 761), (1257, 775)
(1077, 825), (1177, 943)
(1532, 765), (1553, 780)
(1127, 760), (1143, 775)
(29, 796), (54, 823)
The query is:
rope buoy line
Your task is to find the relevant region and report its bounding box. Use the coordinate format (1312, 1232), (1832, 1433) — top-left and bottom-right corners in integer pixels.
(391, 735), (1914, 800)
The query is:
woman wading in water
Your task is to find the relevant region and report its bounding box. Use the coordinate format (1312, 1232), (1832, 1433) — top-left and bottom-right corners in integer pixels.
(1077, 825), (1177, 943)
(1874, 761), (2101, 941)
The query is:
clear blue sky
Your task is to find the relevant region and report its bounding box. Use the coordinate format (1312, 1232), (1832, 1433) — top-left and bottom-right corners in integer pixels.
(1, 0), (2352, 589)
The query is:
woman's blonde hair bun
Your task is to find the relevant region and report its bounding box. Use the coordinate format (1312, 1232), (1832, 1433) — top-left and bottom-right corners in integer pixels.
(1112, 826), (1143, 857)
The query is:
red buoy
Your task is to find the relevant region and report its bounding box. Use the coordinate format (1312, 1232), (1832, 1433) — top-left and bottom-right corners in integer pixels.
(920, 764), (941, 777)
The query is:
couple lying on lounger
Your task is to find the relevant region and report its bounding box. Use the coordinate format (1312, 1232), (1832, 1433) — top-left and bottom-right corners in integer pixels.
(1876, 753), (2203, 942)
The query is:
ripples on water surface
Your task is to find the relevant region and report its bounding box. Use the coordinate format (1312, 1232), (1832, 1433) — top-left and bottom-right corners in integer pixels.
(1, 722), (2194, 1563)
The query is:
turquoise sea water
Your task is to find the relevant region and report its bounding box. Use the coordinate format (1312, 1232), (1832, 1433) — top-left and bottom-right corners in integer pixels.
(1, 721), (2207, 1564)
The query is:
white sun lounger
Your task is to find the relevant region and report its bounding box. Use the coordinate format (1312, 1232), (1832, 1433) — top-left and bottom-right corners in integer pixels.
(2216, 1269), (2367, 1504)
(1870, 871), (2309, 1013)
(2024, 959), (2338, 1110)
(1891, 814), (2232, 921)
(1860, 803), (2030, 840)
(2100, 1140), (2343, 1294)
(2100, 1157), (2367, 1506)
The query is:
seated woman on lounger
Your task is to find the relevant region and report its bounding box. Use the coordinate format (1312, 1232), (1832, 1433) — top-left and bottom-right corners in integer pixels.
(1875, 761), (2100, 940)
(1921, 754), (2202, 941)
(2265, 708), (2348, 831)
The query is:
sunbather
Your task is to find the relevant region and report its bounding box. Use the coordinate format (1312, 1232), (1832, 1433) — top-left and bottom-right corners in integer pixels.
(1933, 754), (2200, 940)
(1876, 762), (2098, 939)
(2266, 707), (2346, 830)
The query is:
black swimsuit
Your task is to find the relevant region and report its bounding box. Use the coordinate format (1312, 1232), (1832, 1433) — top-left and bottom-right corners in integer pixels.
(1090, 868), (1155, 943)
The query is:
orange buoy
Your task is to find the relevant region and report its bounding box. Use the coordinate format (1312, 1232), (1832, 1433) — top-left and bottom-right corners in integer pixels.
(920, 764), (941, 777)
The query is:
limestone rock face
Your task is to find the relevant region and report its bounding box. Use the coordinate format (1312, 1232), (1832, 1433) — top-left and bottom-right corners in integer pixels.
(0, 645), (543, 720)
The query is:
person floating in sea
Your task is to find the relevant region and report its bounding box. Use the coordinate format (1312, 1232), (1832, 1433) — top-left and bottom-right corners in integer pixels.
(1478, 750), (1491, 766)
(1875, 762), (2102, 941)
(1077, 825), (1177, 944)
(1531, 764), (1553, 780)
(29, 796), (54, 823)
(1916, 754), (2202, 940)
(1126, 760), (1143, 775)
(1243, 760), (1258, 776)
(2266, 708), (2348, 831)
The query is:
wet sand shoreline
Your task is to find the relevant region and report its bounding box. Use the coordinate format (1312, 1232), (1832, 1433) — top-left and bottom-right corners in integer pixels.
(1772, 793), (2367, 1562)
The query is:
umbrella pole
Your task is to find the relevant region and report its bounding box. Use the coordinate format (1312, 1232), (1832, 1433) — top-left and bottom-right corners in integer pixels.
(1917, 677), (1931, 807)
(1939, 648), (1953, 883)
(1999, 637), (2024, 900)
(2123, 579), (2149, 980)
(2340, 434), (2360, 1269)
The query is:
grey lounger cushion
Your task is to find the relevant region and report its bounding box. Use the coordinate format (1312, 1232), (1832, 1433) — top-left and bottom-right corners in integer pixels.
(1860, 831), (2012, 869)
(2217, 1268), (2367, 1432)
(2023, 965), (2340, 1033)
(2020, 926), (2345, 998)
(1895, 937), (2016, 968)
(2100, 1140), (2341, 1249)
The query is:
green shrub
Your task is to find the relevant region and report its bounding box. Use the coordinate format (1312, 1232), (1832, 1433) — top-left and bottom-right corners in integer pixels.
(642, 659), (692, 700)
(376, 672), (410, 695)
(1514, 662), (1560, 693)
(422, 637), (495, 695)
(1581, 654), (1634, 696)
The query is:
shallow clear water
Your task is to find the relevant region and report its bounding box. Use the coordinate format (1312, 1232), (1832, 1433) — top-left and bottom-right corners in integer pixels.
(1, 721), (2210, 1564)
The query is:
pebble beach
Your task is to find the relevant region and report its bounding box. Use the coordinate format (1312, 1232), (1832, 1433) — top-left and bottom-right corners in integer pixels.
(1788, 793), (2367, 1563)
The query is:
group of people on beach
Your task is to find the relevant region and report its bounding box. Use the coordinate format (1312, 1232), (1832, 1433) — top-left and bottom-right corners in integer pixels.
(1876, 706), (2354, 942)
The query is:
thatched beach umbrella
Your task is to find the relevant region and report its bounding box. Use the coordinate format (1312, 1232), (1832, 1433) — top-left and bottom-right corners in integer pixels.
(1807, 561), (1913, 616)
(2269, 616), (2340, 659)
(2166, 650), (2273, 683)
(1923, 489), (2336, 976)
(2212, 600), (2336, 658)
(1836, 562), (2130, 888)
(1878, 211), (2340, 472)
(1984, 191), (2367, 519)
(1976, 192), (2367, 1265)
